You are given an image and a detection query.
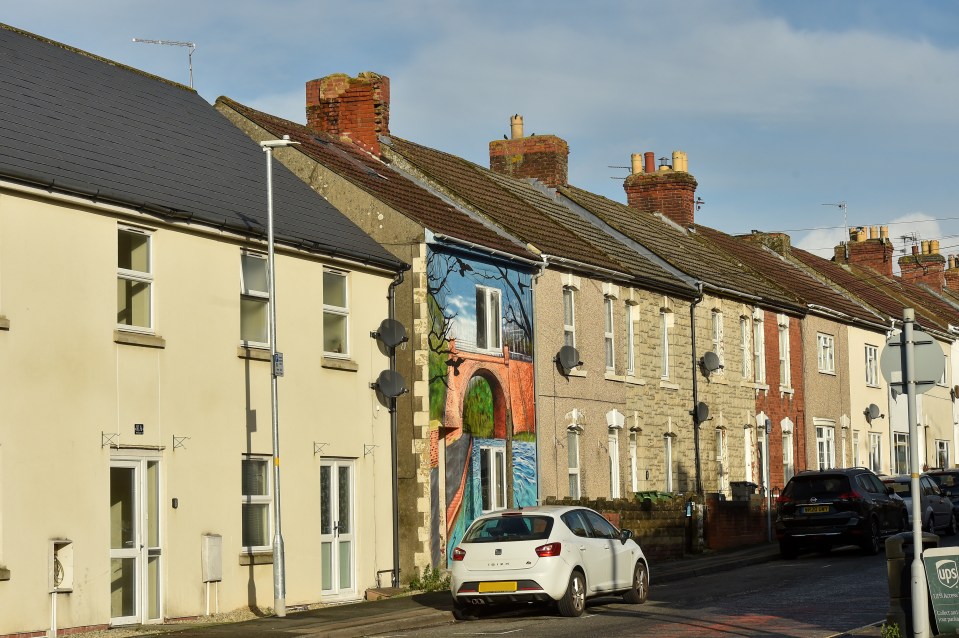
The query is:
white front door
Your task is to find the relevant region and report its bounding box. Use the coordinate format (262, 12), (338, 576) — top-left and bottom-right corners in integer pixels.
(109, 459), (161, 625)
(320, 460), (355, 597)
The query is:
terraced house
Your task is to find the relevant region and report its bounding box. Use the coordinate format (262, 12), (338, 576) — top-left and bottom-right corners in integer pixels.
(0, 26), (406, 637)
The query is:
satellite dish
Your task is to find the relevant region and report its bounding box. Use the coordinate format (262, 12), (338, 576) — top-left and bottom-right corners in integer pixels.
(692, 401), (709, 423)
(701, 351), (723, 374)
(866, 403), (884, 422)
(372, 369), (407, 399)
(557, 345), (582, 374)
(372, 318), (408, 349)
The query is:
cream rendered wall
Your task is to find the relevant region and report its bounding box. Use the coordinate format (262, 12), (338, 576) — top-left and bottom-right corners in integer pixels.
(920, 338), (952, 470)
(0, 187), (395, 635)
(847, 325), (890, 473)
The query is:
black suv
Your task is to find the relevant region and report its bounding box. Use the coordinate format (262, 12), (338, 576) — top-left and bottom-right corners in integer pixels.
(775, 467), (907, 558)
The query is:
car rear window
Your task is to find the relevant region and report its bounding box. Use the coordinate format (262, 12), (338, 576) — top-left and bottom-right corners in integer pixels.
(885, 481), (912, 496)
(932, 474), (959, 489)
(783, 475), (851, 499)
(462, 515), (553, 542)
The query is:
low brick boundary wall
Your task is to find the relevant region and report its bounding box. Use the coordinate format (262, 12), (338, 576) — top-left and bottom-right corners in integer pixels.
(703, 494), (767, 550)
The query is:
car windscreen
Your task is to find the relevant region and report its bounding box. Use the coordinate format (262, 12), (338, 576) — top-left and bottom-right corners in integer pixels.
(462, 515), (554, 542)
(783, 475), (851, 499)
(886, 481), (912, 496)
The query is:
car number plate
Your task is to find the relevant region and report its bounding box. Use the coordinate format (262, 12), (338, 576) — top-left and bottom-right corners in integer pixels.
(478, 581), (517, 593)
(803, 505), (829, 514)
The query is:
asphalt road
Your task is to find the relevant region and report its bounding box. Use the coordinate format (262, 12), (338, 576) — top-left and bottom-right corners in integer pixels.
(381, 538), (957, 638)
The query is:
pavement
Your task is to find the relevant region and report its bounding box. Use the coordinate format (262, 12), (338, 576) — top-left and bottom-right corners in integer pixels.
(131, 542), (888, 638)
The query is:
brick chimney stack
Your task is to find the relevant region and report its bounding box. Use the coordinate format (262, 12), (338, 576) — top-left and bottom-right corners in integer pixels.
(899, 237), (946, 288)
(740, 231), (792, 256)
(623, 150), (698, 228)
(489, 115), (569, 187)
(945, 254), (959, 291)
(834, 225), (894, 276)
(306, 72), (390, 156)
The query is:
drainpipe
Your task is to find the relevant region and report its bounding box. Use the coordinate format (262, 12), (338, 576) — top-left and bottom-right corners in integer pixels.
(690, 282), (704, 495)
(388, 266), (408, 588)
(531, 256), (548, 504)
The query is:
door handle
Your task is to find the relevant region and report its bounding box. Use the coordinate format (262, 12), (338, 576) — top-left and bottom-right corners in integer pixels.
(579, 545), (587, 551)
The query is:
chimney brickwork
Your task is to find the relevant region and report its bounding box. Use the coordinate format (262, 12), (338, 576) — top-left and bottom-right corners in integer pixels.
(834, 226), (894, 276)
(899, 239), (946, 289)
(945, 254), (959, 290)
(489, 117), (569, 188)
(741, 231), (792, 256)
(306, 72), (390, 156)
(623, 168), (698, 228)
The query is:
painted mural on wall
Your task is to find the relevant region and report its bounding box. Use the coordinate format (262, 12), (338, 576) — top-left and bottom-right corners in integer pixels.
(426, 247), (536, 566)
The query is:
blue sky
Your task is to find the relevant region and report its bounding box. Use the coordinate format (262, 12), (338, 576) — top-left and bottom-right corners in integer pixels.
(7, 1), (959, 258)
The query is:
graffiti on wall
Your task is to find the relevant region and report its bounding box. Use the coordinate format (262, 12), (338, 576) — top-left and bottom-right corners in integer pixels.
(426, 248), (536, 566)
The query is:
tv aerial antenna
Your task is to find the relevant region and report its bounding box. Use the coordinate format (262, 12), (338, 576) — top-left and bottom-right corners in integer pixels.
(822, 200), (848, 258)
(132, 38), (196, 88)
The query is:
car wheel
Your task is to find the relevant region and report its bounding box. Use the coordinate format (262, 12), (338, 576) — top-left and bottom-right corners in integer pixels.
(452, 599), (480, 621)
(948, 513), (958, 536)
(557, 570), (586, 617)
(861, 518), (881, 555)
(622, 561), (649, 604)
(779, 539), (798, 560)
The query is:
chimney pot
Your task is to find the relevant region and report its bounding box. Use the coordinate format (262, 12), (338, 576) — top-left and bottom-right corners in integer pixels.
(510, 114), (524, 140)
(922, 240), (930, 255)
(931, 239), (940, 254)
(870, 225), (879, 240)
(644, 152), (655, 174)
(881, 225), (889, 240)
(630, 154), (643, 175)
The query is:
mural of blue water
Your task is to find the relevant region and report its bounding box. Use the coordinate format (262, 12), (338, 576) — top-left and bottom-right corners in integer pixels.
(445, 438), (539, 567)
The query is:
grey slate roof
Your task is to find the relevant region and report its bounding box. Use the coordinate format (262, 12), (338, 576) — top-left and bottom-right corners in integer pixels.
(0, 24), (403, 271)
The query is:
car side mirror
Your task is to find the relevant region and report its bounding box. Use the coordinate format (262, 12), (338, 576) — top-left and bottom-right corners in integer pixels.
(620, 529), (633, 545)
(886, 486), (895, 495)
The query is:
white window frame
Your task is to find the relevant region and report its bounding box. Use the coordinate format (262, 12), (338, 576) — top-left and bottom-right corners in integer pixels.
(241, 455), (273, 551)
(937, 440), (950, 469)
(608, 430), (620, 498)
(604, 297), (615, 372)
(865, 344), (879, 387)
(629, 431), (638, 492)
(753, 314), (766, 383)
(563, 287), (576, 347)
(625, 303), (637, 376)
(894, 432), (910, 474)
(740, 316), (751, 379)
(744, 427), (754, 483)
(475, 285), (502, 352)
(816, 424), (836, 470)
(664, 435), (674, 492)
(117, 225), (154, 333)
(852, 430), (861, 467)
(567, 430), (581, 498)
(240, 252), (270, 346)
(480, 445), (507, 512)
(782, 429), (794, 482)
(778, 315), (790, 388)
(711, 310), (725, 369)
(323, 269), (350, 357)
(869, 432), (883, 474)
(660, 310), (671, 379)
(817, 333), (836, 374)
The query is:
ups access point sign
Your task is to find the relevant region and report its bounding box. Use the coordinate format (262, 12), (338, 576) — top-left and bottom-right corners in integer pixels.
(923, 546), (959, 634)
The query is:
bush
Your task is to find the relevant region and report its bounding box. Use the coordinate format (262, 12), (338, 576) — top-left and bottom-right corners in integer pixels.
(880, 622), (901, 638)
(408, 564), (450, 592)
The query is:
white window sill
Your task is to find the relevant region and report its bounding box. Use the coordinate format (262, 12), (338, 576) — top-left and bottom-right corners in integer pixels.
(115, 330), (166, 349)
(604, 371), (622, 382)
(819, 369), (837, 376)
(322, 357), (359, 372)
(707, 375), (729, 385)
(780, 386), (794, 395)
(239, 550), (273, 566)
(624, 375), (646, 386)
(564, 368), (587, 378)
(659, 380), (680, 391)
(741, 381), (769, 392)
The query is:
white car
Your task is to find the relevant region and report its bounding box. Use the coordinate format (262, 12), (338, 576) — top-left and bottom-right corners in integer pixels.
(450, 505), (649, 619)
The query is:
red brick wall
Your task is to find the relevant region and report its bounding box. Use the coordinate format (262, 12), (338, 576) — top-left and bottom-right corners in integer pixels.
(833, 239), (894, 276)
(704, 495), (767, 550)
(898, 254), (945, 289)
(489, 135), (569, 187)
(623, 171), (698, 228)
(306, 72), (390, 156)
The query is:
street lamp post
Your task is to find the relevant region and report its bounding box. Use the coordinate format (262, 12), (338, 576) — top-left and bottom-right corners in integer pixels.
(260, 135), (299, 618)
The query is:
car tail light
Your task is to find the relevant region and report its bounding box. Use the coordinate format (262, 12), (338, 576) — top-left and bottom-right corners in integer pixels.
(837, 490), (863, 501)
(535, 542), (561, 557)
(451, 547), (466, 561)
(776, 494), (792, 504)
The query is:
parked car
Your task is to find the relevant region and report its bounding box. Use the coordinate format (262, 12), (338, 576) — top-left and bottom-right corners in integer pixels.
(926, 469), (959, 517)
(450, 505), (649, 619)
(882, 474), (957, 535)
(775, 467), (907, 559)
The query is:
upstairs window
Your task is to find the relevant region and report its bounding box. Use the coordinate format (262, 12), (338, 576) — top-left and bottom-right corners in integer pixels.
(563, 287), (576, 347)
(752, 314), (765, 383)
(711, 310), (724, 368)
(604, 297), (615, 371)
(817, 333), (836, 373)
(117, 227), (153, 330)
(625, 304), (637, 376)
(778, 315), (790, 387)
(240, 253), (269, 345)
(323, 270), (349, 356)
(476, 285), (502, 351)
(740, 316), (751, 379)
(660, 310), (671, 379)
(865, 344), (879, 386)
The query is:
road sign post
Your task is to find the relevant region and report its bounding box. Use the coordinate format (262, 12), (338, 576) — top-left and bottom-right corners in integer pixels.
(881, 309), (946, 638)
